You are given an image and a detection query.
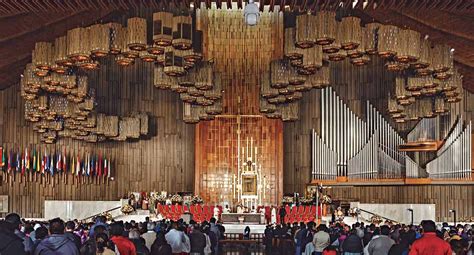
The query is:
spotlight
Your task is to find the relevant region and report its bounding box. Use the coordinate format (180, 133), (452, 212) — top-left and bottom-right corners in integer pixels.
(244, 0), (260, 26)
(424, 35), (430, 40)
(450, 48), (455, 53)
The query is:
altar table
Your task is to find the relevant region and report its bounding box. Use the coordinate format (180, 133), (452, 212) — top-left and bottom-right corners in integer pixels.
(221, 213), (264, 224)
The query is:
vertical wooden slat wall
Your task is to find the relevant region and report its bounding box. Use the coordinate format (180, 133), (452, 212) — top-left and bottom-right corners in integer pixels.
(326, 185), (473, 222)
(194, 4), (284, 206)
(0, 57), (195, 218)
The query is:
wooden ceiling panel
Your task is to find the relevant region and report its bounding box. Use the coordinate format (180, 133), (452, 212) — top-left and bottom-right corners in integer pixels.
(0, 1), (473, 92)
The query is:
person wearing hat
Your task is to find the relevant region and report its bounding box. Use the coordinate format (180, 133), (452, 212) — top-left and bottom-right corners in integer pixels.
(5, 213), (34, 253)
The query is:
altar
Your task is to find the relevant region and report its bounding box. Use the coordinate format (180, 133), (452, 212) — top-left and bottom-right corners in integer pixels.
(221, 213), (264, 224)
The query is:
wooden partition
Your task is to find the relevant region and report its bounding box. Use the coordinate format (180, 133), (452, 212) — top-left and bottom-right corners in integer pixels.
(325, 184), (474, 222)
(0, 59), (195, 218)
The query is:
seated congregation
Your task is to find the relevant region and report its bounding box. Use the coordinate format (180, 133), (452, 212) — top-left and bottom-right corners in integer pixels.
(0, 211), (472, 255)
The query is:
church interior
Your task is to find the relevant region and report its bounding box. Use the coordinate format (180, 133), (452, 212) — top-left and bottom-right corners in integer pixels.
(0, 0), (473, 254)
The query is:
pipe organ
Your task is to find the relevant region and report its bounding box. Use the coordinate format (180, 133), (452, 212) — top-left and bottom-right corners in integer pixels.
(312, 87), (406, 180)
(426, 120), (472, 180)
(311, 131), (338, 180)
(407, 117), (440, 142)
(405, 155), (425, 178)
(346, 132), (378, 179)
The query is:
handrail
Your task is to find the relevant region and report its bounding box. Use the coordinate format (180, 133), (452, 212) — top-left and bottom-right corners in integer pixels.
(81, 206), (122, 222)
(358, 208), (399, 223)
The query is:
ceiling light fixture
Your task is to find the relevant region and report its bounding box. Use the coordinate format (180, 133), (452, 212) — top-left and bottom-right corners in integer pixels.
(244, 0), (260, 26)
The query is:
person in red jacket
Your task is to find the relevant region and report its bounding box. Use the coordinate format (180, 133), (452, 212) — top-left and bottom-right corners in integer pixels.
(109, 223), (137, 255)
(409, 220), (452, 255)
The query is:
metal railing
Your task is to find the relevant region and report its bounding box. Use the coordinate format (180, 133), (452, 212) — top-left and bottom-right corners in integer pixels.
(81, 206), (122, 222)
(358, 208), (400, 223)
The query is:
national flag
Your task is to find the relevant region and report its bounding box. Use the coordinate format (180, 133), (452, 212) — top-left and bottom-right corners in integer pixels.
(41, 150), (46, 174)
(71, 155), (75, 175)
(89, 155), (96, 176)
(86, 153), (91, 176)
(107, 159), (111, 179)
(37, 149), (41, 173)
(95, 154), (99, 177)
(50, 153), (54, 176)
(44, 152), (49, 173)
(1, 146), (6, 171)
(81, 158), (86, 176)
(32, 147), (37, 172)
(63, 149), (67, 173)
(103, 157), (108, 177)
(56, 152), (62, 172)
(8, 149), (12, 173)
(21, 149), (26, 176)
(25, 147), (30, 172)
(0, 146), (4, 168)
(16, 150), (21, 173)
(76, 155), (81, 176)
(26, 147), (30, 171)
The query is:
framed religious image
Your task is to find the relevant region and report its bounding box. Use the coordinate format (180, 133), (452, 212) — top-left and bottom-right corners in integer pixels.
(242, 175), (257, 196)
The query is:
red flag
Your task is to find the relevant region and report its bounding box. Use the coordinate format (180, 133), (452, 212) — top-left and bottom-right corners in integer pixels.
(0, 146), (3, 168)
(63, 148), (67, 173)
(41, 149), (46, 174)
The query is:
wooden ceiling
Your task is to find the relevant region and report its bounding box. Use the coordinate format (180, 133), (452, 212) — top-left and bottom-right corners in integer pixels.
(0, 0), (473, 92)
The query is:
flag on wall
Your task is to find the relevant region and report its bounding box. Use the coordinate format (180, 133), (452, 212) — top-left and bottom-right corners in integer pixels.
(50, 153), (54, 176)
(71, 155), (75, 175)
(63, 149), (67, 173)
(8, 149), (12, 173)
(103, 158), (107, 177)
(21, 149), (26, 176)
(32, 148), (37, 172)
(76, 155), (81, 176)
(56, 152), (61, 172)
(0, 146), (4, 169)
(44, 151), (49, 173)
(16, 150), (20, 173)
(25, 147), (30, 172)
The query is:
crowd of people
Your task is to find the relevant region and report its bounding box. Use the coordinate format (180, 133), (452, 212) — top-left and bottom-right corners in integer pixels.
(263, 220), (473, 255)
(0, 213), (225, 255)
(0, 211), (473, 255)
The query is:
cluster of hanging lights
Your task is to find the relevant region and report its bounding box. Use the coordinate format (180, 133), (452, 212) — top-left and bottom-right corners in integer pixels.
(263, 10), (460, 122)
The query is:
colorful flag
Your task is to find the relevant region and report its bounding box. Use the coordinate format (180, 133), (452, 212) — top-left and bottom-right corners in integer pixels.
(36, 149), (41, 173)
(56, 152), (61, 172)
(21, 150), (26, 176)
(32, 148), (36, 172)
(95, 155), (99, 177)
(44, 151), (51, 172)
(25, 147), (30, 172)
(86, 153), (90, 176)
(107, 159), (111, 179)
(50, 153), (54, 176)
(0, 146), (4, 168)
(103, 158), (108, 177)
(42, 150), (46, 174)
(76, 155), (81, 176)
(16, 150), (21, 173)
(71, 155), (75, 175)
(8, 149), (12, 173)
(63, 149), (67, 173)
